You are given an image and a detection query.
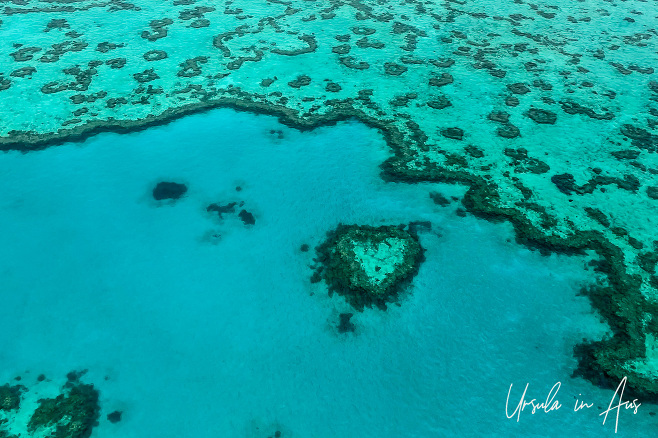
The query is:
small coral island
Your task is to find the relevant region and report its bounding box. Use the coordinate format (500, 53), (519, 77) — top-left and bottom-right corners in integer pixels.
(312, 224), (424, 310)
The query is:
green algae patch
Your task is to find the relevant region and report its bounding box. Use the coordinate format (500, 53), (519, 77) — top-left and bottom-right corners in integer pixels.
(28, 382), (99, 438)
(314, 224), (424, 310)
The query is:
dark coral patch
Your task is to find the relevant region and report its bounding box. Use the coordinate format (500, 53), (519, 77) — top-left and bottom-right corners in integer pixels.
(28, 380), (100, 438)
(10, 67), (36, 78)
(488, 111), (509, 123)
(105, 58), (126, 69)
(383, 62), (407, 76)
(339, 57), (369, 70)
(337, 313), (356, 333)
(152, 182), (188, 201)
(261, 78), (276, 87)
(107, 410), (122, 423)
(427, 95), (451, 109)
(313, 224), (424, 311)
(497, 124), (520, 138)
(505, 96), (520, 107)
(11, 46), (41, 62)
(325, 82), (341, 92)
(647, 187), (658, 200)
(0, 76), (11, 92)
(143, 50), (168, 61)
(429, 73), (453, 87)
(238, 209), (255, 225)
(141, 18), (173, 41)
(0, 384), (23, 411)
(506, 83), (530, 94)
(45, 19), (70, 32)
(430, 192), (451, 206)
(288, 75), (311, 88)
(441, 127), (463, 140)
(527, 108), (557, 124)
(96, 42), (124, 53)
(551, 173), (576, 194)
(206, 202), (237, 219)
(178, 57), (208, 77)
(133, 68), (159, 83)
(332, 44), (351, 55)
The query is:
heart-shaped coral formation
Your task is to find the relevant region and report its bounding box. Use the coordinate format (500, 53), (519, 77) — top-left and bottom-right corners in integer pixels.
(313, 224), (424, 310)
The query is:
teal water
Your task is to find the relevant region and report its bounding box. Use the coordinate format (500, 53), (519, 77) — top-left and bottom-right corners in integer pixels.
(0, 109), (653, 436)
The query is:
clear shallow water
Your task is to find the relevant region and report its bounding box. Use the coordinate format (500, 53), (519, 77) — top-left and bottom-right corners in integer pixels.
(0, 108), (653, 437)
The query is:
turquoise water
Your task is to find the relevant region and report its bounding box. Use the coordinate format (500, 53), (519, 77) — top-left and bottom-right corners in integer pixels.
(1, 108), (653, 436)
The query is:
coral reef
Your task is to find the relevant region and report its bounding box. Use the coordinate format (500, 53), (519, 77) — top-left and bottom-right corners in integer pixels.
(0, 373), (100, 438)
(0, 385), (23, 412)
(152, 181), (187, 201)
(238, 209), (255, 225)
(106, 411), (122, 424)
(0, 0), (657, 396)
(28, 380), (100, 438)
(313, 224), (424, 310)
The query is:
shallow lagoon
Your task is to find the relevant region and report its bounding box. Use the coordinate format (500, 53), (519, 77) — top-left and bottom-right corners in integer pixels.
(0, 108), (653, 437)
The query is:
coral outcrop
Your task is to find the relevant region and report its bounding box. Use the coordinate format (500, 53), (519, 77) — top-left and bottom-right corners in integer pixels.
(313, 224), (424, 310)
